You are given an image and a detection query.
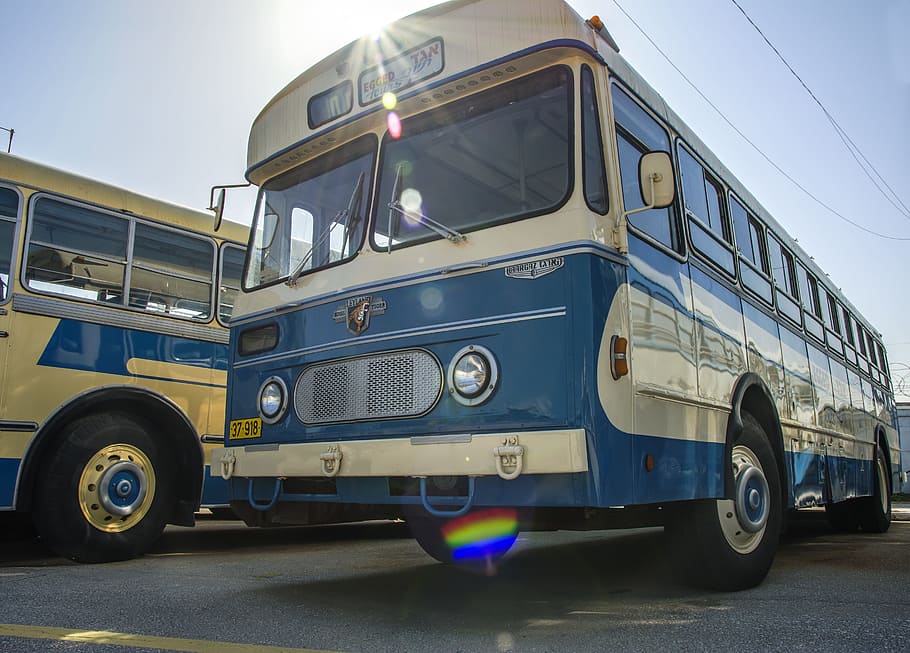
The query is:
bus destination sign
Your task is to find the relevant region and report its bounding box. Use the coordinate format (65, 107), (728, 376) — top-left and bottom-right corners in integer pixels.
(359, 38), (445, 106)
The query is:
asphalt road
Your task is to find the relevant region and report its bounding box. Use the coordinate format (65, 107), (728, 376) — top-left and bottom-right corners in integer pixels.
(1, 510), (909, 653)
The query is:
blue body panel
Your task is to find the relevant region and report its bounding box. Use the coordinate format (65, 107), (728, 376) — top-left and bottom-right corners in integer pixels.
(38, 319), (228, 380)
(227, 248), (733, 510)
(0, 319), (230, 510)
(0, 458), (18, 506)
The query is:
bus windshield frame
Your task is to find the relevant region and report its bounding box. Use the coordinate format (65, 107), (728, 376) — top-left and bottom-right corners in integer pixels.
(244, 134), (376, 290)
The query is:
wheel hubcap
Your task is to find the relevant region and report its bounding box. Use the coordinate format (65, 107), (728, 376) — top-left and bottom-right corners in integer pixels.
(78, 444), (156, 533)
(98, 461), (148, 516)
(735, 464), (770, 533)
(717, 444), (769, 554)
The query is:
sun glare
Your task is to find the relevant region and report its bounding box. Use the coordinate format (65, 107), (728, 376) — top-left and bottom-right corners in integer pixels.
(276, 1), (442, 67)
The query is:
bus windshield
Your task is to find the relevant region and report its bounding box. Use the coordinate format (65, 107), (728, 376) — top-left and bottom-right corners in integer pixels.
(373, 66), (572, 250)
(244, 135), (375, 289)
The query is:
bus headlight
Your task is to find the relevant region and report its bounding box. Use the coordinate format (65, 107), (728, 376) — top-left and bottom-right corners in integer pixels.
(258, 376), (288, 423)
(447, 345), (498, 406)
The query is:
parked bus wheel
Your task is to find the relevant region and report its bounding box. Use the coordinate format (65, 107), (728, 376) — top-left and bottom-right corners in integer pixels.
(667, 412), (782, 591)
(857, 447), (891, 533)
(32, 413), (175, 563)
(825, 499), (860, 532)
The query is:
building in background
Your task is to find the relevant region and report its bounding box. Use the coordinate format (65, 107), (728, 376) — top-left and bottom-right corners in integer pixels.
(898, 404), (910, 494)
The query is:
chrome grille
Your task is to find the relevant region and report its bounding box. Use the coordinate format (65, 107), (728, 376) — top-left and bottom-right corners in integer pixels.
(295, 349), (442, 424)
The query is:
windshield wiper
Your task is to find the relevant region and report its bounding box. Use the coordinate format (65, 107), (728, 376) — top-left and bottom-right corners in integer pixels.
(340, 171), (365, 256)
(386, 164), (466, 250)
(287, 171), (365, 286)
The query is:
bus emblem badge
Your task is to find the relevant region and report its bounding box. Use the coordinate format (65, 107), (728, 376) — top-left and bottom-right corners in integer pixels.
(347, 297), (372, 335)
(504, 256), (564, 280)
(334, 296), (387, 335)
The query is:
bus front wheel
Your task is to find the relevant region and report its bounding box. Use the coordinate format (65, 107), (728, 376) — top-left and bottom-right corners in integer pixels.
(32, 412), (175, 563)
(667, 412), (782, 591)
(407, 507), (520, 571)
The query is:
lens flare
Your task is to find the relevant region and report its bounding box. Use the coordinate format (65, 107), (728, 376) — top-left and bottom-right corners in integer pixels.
(382, 92), (398, 110)
(441, 508), (519, 561)
(400, 188), (423, 228)
(387, 111), (402, 139)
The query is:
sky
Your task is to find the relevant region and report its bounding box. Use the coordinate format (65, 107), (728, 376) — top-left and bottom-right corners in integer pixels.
(2, 0), (909, 398)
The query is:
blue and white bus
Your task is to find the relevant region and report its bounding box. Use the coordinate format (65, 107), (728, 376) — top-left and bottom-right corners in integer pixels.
(213, 0), (902, 589)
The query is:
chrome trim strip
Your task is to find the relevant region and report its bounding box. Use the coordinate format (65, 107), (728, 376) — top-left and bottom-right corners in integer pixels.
(235, 306), (566, 369)
(411, 434), (473, 445)
(0, 421), (38, 432)
(13, 293), (228, 344)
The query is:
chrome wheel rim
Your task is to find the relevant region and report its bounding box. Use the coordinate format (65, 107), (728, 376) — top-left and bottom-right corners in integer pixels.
(78, 444), (156, 533)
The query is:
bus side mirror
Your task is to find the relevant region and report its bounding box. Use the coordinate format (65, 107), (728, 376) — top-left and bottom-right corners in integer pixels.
(638, 151), (674, 209)
(211, 188), (226, 232)
(208, 182), (251, 232)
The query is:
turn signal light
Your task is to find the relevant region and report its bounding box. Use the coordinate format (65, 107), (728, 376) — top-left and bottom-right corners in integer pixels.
(610, 335), (628, 379)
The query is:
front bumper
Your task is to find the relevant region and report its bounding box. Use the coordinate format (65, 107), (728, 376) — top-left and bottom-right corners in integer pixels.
(211, 429), (588, 482)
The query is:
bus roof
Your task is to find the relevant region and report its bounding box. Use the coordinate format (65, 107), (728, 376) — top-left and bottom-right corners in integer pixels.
(0, 151), (248, 245)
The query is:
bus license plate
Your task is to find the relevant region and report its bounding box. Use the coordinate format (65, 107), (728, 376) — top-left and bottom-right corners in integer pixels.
(229, 417), (262, 440)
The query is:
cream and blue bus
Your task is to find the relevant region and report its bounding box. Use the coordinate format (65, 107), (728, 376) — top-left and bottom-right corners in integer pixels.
(212, 0), (902, 589)
(0, 152), (247, 562)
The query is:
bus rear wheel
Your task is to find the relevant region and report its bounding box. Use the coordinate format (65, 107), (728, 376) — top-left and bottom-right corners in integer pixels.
(858, 446), (891, 533)
(32, 413), (175, 563)
(667, 412), (781, 591)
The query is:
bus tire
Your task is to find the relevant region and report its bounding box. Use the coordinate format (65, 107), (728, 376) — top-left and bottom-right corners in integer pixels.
(857, 447), (891, 533)
(825, 500), (860, 532)
(406, 507), (519, 569)
(667, 412), (781, 591)
(32, 412), (175, 563)
(407, 515), (456, 563)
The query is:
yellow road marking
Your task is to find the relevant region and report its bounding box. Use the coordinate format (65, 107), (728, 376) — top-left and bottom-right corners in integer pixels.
(0, 624), (347, 653)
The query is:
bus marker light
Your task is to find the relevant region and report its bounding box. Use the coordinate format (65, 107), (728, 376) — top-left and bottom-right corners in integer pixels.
(644, 454), (655, 473)
(610, 336), (629, 379)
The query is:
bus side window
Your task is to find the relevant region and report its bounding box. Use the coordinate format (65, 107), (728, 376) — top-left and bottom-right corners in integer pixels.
(0, 187), (18, 301)
(730, 194), (773, 303)
(820, 289), (840, 334)
(842, 308), (855, 348)
(581, 66), (608, 215)
(796, 262), (825, 342)
(767, 234), (797, 298)
(27, 197), (128, 303)
(611, 83), (679, 252)
(819, 289), (844, 354)
(677, 143), (734, 275)
(130, 223), (215, 320)
(767, 233), (802, 325)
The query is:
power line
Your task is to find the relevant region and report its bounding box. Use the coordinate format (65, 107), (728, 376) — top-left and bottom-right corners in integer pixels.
(729, 0), (910, 221)
(608, 0), (910, 242)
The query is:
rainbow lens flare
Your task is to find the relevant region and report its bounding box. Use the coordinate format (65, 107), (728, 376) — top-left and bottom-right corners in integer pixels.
(441, 508), (518, 561)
